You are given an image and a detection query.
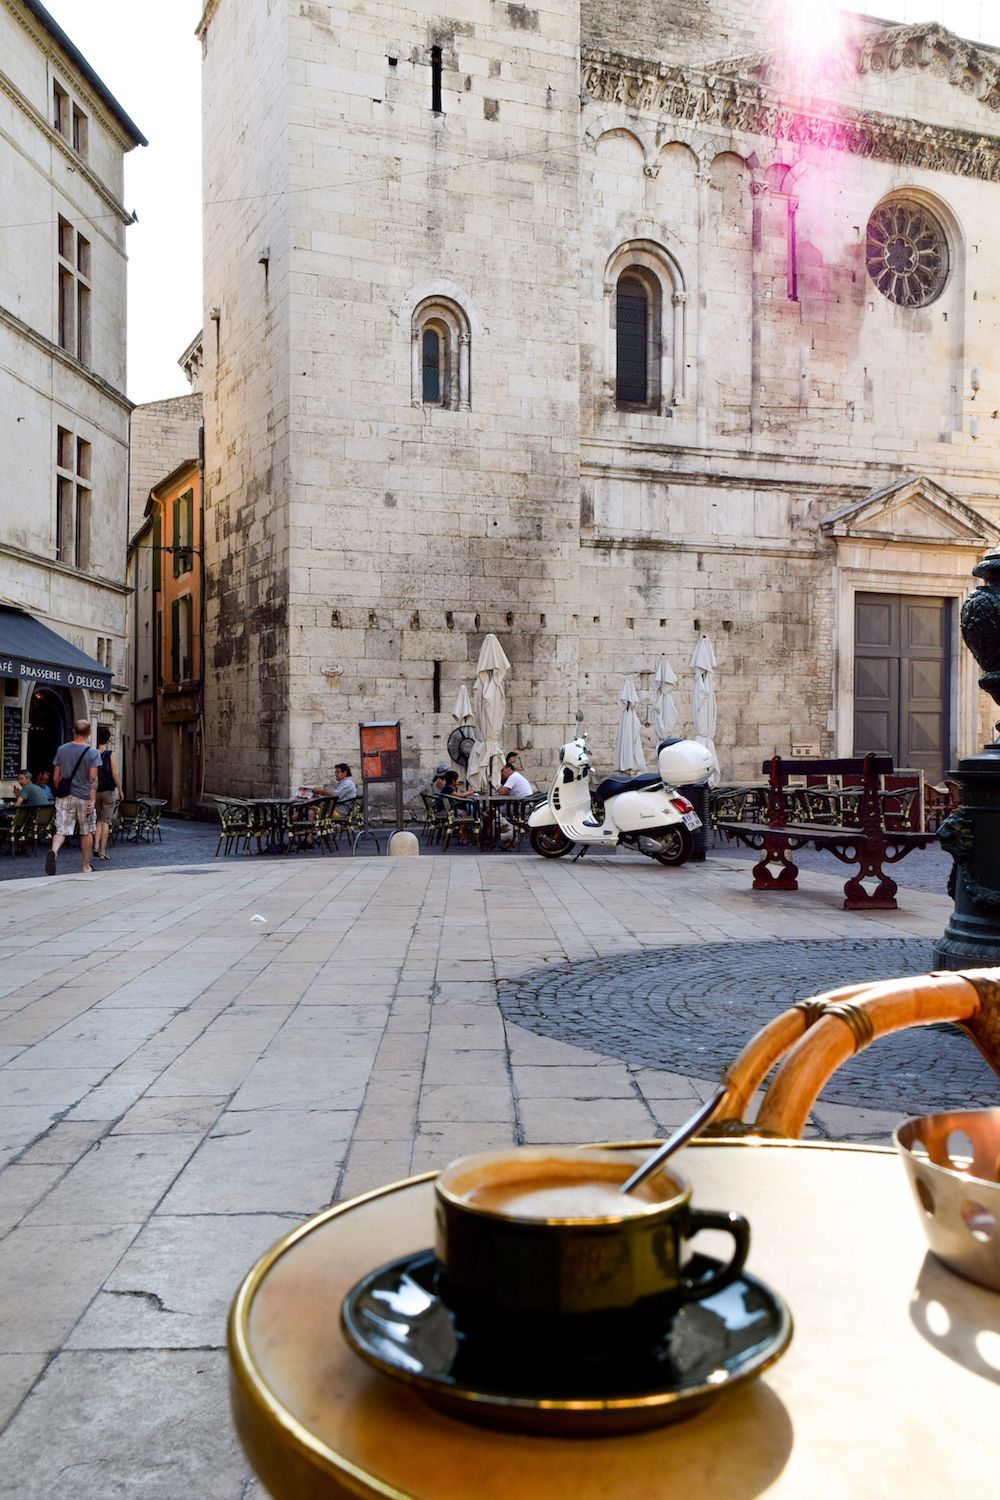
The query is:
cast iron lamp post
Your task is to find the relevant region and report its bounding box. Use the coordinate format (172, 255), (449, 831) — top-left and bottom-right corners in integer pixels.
(934, 548), (1000, 968)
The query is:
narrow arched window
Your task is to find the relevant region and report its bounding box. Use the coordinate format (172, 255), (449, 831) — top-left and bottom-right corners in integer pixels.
(616, 274), (648, 404)
(422, 327), (442, 402)
(410, 295), (472, 410)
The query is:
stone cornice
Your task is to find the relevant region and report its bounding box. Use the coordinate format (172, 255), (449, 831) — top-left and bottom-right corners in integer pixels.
(580, 47), (1000, 183)
(0, 65), (133, 227)
(3, 0), (143, 155)
(0, 541), (129, 596)
(0, 303), (133, 413)
(857, 22), (1000, 108)
(713, 22), (1000, 109)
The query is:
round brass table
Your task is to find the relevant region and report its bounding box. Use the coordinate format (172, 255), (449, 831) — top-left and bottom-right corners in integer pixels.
(229, 1141), (1000, 1499)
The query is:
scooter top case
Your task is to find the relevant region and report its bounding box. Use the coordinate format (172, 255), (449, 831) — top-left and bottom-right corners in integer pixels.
(656, 738), (714, 786)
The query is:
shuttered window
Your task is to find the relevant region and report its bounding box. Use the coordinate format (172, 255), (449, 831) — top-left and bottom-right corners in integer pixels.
(173, 489), (193, 576)
(616, 276), (648, 405)
(170, 596), (192, 683)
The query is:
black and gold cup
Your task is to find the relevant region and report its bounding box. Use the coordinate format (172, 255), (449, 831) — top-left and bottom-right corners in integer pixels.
(434, 1146), (750, 1356)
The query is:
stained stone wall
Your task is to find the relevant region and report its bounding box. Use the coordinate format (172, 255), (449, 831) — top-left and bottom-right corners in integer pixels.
(128, 394), (202, 540)
(198, 1), (1000, 796)
(200, 0), (292, 795)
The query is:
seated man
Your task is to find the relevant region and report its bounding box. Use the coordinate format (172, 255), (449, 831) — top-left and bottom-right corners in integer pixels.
(14, 770), (48, 808)
(315, 763), (358, 814)
(34, 770), (55, 802)
(497, 762), (534, 799)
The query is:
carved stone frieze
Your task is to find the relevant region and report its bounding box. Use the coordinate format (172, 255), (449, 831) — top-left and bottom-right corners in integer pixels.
(858, 22), (1000, 112)
(580, 46), (1000, 184)
(711, 22), (1000, 111)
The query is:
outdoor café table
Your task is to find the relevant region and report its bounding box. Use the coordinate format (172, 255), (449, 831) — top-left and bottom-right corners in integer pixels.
(228, 1139), (999, 1499)
(246, 797), (319, 854)
(470, 793), (514, 849)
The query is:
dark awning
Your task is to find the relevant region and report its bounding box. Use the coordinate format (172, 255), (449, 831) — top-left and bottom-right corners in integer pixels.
(0, 608), (112, 692)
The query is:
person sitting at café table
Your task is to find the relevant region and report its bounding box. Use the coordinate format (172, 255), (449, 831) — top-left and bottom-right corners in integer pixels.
(34, 770), (54, 802)
(13, 770), (48, 808)
(497, 761), (534, 799)
(312, 763), (358, 813)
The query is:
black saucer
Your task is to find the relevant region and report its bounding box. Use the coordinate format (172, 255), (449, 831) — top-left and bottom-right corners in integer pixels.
(341, 1249), (793, 1435)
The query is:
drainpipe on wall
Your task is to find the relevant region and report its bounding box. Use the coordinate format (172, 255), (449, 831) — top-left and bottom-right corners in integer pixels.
(197, 423), (207, 809)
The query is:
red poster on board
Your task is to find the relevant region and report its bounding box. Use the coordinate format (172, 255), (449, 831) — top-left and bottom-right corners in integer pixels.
(359, 721), (401, 782)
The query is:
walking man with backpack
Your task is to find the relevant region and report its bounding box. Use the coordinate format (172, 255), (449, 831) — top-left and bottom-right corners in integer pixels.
(47, 720), (101, 876)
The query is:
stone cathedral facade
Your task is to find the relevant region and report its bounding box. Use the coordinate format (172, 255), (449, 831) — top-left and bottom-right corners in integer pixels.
(197, 0), (1000, 798)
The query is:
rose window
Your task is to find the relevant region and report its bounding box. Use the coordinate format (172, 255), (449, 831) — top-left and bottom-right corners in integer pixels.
(865, 201), (949, 308)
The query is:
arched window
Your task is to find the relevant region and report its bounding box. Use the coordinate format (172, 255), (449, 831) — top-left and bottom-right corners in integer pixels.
(616, 274), (649, 404)
(411, 297), (471, 410)
(604, 241), (686, 412)
(422, 326), (444, 402)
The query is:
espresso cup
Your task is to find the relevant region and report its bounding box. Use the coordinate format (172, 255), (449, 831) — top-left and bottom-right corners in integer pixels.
(434, 1146), (749, 1354)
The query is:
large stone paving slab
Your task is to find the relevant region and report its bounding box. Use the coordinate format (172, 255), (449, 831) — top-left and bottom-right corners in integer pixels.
(0, 850), (980, 1494)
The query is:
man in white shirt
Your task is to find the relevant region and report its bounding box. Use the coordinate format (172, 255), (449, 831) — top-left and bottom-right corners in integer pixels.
(498, 764), (533, 799)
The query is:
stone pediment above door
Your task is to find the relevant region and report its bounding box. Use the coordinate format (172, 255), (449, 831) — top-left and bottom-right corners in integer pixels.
(821, 477), (1000, 551)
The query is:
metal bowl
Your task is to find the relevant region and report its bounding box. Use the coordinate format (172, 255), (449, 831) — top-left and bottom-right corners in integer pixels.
(895, 1109), (1000, 1292)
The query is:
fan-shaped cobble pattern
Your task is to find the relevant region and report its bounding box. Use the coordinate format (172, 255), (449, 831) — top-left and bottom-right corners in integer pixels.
(499, 939), (998, 1114)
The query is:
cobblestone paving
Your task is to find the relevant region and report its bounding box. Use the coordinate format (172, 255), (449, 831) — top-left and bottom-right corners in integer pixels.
(707, 838), (954, 895)
(499, 938), (998, 1114)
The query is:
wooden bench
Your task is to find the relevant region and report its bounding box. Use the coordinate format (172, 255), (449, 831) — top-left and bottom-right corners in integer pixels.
(717, 753), (935, 910)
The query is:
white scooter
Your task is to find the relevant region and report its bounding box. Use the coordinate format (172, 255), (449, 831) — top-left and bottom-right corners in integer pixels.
(527, 736), (713, 866)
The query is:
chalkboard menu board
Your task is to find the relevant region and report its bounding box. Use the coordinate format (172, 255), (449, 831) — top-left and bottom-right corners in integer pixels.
(2, 706), (21, 781)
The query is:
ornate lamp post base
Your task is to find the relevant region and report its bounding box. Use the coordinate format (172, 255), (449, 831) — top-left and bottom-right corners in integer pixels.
(935, 550), (1000, 969)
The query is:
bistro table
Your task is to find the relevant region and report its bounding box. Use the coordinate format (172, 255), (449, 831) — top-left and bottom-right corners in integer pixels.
(245, 797), (321, 854)
(228, 1140), (999, 1498)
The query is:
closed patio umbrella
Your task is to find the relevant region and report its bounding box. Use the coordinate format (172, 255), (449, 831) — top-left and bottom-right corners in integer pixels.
(690, 635), (721, 786)
(651, 657), (679, 742)
(614, 677), (646, 775)
(452, 684), (474, 726)
(467, 635), (510, 791)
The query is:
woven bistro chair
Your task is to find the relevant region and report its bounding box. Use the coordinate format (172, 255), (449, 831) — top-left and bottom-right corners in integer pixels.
(332, 798), (368, 853)
(212, 797), (254, 856)
(710, 969), (1000, 1140)
(310, 796), (345, 853)
(505, 793), (543, 850)
(32, 805), (54, 849)
(113, 800), (144, 845)
(419, 791), (447, 846)
(287, 797), (323, 853)
(138, 799), (166, 843)
(6, 807), (38, 857)
(439, 793), (482, 851)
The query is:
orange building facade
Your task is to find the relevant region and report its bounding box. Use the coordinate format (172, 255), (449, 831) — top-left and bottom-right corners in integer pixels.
(146, 459), (203, 815)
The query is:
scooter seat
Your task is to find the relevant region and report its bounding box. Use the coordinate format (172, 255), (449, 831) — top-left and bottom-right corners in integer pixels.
(593, 773), (662, 802)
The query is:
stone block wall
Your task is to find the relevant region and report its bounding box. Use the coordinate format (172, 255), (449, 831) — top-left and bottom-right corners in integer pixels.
(199, 0), (1000, 794)
(128, 394), (202, 539)
(200, 0), (293, 796)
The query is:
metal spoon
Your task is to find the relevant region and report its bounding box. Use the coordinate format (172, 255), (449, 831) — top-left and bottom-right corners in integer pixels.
(618, 1084), (728, 1196)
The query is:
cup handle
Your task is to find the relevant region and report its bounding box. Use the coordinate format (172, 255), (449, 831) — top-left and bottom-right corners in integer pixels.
(678, 1208), (751, 1303)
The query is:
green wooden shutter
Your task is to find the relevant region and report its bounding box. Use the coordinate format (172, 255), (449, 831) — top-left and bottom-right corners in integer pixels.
(152, 511), (161, 591)
(172, 497), (181, 577)
(170, 598), (180, 683)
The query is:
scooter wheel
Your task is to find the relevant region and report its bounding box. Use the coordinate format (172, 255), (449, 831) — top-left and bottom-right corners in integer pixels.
(651, 826), (693, 866)
(529, 827), (576, 859)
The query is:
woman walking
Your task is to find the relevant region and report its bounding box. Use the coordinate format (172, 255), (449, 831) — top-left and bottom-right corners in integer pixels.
(94, 724), (123, 861)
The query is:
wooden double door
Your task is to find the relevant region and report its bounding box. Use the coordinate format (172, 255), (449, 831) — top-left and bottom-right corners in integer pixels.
(853, 593), (951, 783)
